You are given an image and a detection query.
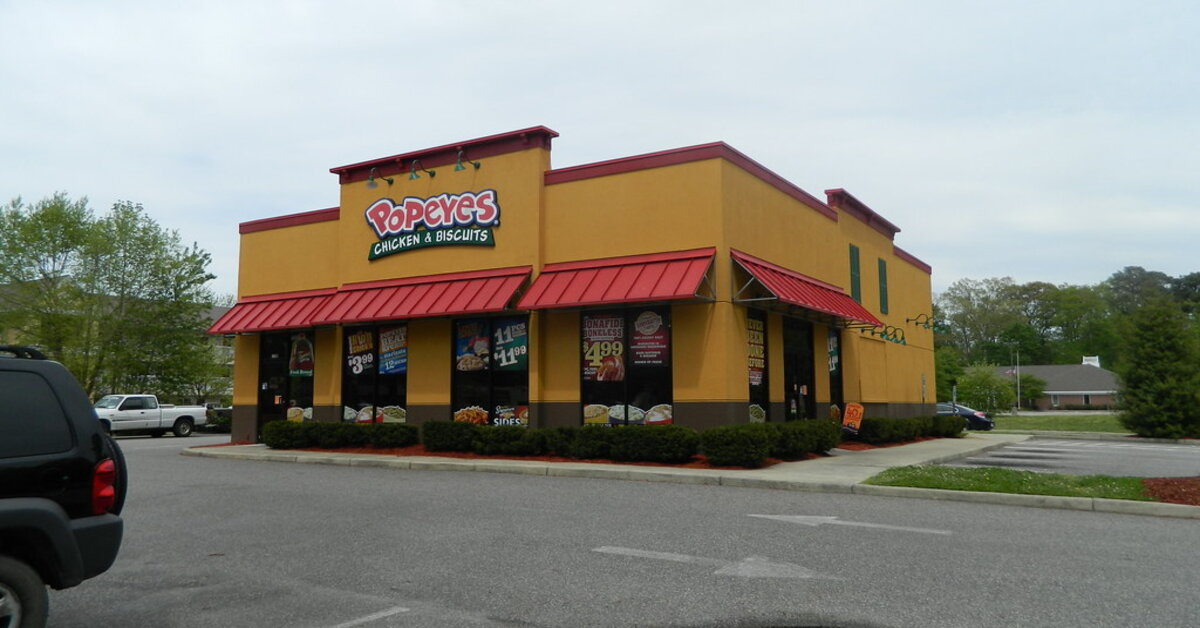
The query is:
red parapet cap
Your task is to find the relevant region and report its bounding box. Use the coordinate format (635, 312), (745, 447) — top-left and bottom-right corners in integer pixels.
(825, 188), (901, 240)
(330, 126), (560, 184)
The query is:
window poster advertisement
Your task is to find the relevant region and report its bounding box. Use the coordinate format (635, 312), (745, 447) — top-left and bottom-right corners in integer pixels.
(455, 319), (490, 372)
(827, 331), (840, 375)
(582, 313), (625, 382)
(629, 309), (669, 366)
(747, 315), (765, 386)
(289, 333), (315, 377)
(379, 325), (408, 374)
(747, 310), (768, 423)
(493, 405), (529, 426)
(345, 329), (375, 375)
(492, 317), (529, 371)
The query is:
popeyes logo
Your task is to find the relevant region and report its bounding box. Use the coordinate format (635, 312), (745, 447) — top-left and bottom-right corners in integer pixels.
(363, 190), (500, 260)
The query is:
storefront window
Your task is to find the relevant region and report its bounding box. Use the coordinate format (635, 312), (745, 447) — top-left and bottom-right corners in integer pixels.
(341, 326), (408, 423)
(580, 307), (673, 426)
(259, 332), (315, 424)
(451, 317), (529, 426)
(747, 310), (768, 422)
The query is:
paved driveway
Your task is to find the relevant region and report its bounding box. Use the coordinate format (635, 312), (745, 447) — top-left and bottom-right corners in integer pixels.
(942, 437), (1200, 477)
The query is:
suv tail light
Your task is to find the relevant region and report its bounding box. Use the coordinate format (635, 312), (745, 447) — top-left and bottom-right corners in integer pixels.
(92, 458), (117, 514)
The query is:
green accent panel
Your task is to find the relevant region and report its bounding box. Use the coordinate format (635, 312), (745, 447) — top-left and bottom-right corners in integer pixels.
(848, 244), (861, 303)
(878, 258), (889, 314)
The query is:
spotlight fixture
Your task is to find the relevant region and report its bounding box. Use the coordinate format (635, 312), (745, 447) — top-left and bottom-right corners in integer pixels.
(409, 159), (436, 180)
(454, 149), (481, 171)
(905, 313), (935, 329)
(366, 167), (394, 189)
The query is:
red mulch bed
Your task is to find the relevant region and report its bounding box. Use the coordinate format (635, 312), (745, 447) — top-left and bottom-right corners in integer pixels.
(1142, 477), (1200, 506)
(290, 443), (828, 470)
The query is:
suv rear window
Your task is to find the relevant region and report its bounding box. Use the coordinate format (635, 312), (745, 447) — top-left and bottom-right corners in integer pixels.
(0, 371), (74, 457)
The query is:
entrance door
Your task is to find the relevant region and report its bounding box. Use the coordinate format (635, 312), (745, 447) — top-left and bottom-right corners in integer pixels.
(783, 318), (816, 420)
(827, 329), (844, 415)
(257, 334), (290, 436)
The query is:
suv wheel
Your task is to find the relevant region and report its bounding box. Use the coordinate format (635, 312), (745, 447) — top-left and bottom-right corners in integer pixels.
(172, 418), (193, 438)
(0, 555), (49, 628)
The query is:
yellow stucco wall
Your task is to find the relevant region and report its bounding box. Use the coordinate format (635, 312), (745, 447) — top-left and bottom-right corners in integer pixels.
(229, 135), (934, 420)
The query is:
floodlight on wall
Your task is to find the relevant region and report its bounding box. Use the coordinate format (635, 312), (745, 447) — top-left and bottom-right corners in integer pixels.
(365, 167), (394, 189)
(454, 149), (481, 171)
(905, 313), (935, 329)
(409, 159), (436, 180)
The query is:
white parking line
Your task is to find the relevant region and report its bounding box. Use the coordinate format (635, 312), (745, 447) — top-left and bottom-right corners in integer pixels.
(329, 606), (410, 628)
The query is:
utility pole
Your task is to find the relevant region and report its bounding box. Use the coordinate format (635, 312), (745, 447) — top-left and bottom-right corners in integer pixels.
(1015, 348), (1021, 415)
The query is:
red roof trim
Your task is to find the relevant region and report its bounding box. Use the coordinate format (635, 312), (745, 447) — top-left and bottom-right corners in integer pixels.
(518, 248), (715, 310)
(240, 207), (340, 234)
(330, 126), (559, 184)
(545, 143), (837, 221)
(731, 249), (884, 327)
(538, 247), (716, 273)
(824, 188), (900, 240)
(893, 245), (932, 275)
(207, 288), (337, 334)
(336, 266), (532, 292)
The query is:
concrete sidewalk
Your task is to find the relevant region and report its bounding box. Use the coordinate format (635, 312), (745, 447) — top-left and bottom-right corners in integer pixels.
(182, 432), (1200, 520)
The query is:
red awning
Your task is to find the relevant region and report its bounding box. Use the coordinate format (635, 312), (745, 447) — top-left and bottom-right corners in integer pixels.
(312, 267), (530, 324)
(517, 248), (715, 310)
(731, 249), (884, 327)
(207, 289), (336, 334)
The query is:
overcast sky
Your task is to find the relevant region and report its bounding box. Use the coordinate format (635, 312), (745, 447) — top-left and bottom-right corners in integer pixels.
(3, 1), (1196, 299)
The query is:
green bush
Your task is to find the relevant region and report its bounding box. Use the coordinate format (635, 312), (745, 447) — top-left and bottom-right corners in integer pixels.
(543, 426), (578, 457)
(473, 425), (548, 456)
(700, 423), (773, 468)
(775, 419), (841, 459)
(565, 425), (617, 459)
(608, 425), (699, 463)
(263, 420), (308, 449)
(363, 423), (420, 448)
(421, 421), (479, 452)
(931, 415), (965, 438)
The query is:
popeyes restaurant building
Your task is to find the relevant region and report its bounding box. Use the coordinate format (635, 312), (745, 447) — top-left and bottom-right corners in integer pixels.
(210, 126), (936, 443)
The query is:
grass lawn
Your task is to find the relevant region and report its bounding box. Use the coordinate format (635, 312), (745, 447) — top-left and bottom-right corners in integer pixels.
(865, 466), (1154, 501)
(993, 413), (1128, 433)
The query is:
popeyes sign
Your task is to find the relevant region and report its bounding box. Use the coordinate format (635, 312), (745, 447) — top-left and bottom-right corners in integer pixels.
(364, 189), (500, 260)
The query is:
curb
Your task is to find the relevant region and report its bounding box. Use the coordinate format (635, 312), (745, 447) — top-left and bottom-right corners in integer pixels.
(182, 445), (1200, 520)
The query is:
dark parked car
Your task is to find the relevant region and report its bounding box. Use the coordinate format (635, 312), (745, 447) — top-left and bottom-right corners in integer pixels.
(1, 346), (126, 628)
(936, 402), (995, 430)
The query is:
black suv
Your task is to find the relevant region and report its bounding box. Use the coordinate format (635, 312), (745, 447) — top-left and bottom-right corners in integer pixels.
(0, 346), (125, 628)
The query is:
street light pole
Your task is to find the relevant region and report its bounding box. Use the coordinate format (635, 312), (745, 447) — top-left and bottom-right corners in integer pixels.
(1015, 348), (1021, 415)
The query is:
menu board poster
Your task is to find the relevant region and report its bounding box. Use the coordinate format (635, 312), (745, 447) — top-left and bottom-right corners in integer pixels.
(345, 329), (376, 375)
(827, 331), (841, 375)
(493, 405), (529, 427)
(378, 325), (408, 374)
(492, 317), (529, 371)
(455, 319), (490, 372)
(582, 313), (625, 382)
(629, 309), (669, 367)
(747, 314), (766, 386)
(289, 333), (314, 377)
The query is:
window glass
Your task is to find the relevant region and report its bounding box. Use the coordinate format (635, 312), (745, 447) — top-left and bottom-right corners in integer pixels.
(877, 258), (889, 314)
(849, 244), (861, 303)
(451, 317), (529, 426)
(340, 325), (408, 423)
(747, 309), (769, 422)
(0, 371), (73, 458)
(581, 307), (672, 425)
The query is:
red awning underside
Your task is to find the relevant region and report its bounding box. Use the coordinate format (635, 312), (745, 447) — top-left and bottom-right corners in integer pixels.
(517, 248), (715, 310)
(207, 289), (335, 334)
(731, 250), (884, 327)
(312, 267), (530, 324)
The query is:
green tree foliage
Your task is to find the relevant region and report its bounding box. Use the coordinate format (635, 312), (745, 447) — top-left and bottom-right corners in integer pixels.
(957, 364), (1015, 415)
(1013, 373), (1046, 410)
(1117, 298), (1200, 438)
(934, 345), (964, 402)
(0, 193), (218, 401)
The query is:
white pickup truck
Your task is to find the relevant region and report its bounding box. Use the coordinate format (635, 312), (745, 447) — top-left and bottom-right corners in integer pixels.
(93, 394), (207, 437)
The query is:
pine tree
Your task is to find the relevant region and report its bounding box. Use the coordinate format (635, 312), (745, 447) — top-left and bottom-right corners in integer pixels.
(1117, 298), (1200, 438)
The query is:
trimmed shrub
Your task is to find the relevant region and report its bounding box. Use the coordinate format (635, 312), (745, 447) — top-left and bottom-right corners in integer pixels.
(363, 423), (420, 448)
(543, 426), (578, 457)
(473, 425), (549, 456)
(263, 420), (308, 449)
(421, 421), (479, 452)
(566, 425), (618, 459)
(608, 425), (700, 463)
(700, 423), (773, 468)
(931, 415), (965, 438)
(316, 422), (367, 449)
(774, 419), (841, 459)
